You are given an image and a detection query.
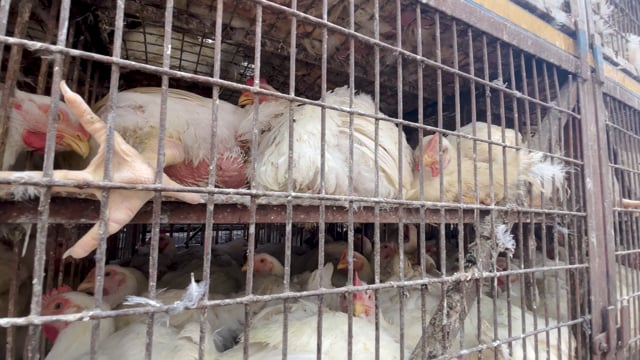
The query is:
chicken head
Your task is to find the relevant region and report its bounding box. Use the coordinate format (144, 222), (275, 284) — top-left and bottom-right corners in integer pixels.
(76, 265), (147, 307)
(41, 285), (88, 341)
(417, 134), (452, 177)
(381, 242), (398, 260)
(12, 92), (90, 158)
(237, 77), (279, 106)
(340, 272), (375, 318)
(336, 249), (365, 271)
(242, 253), (285, 276)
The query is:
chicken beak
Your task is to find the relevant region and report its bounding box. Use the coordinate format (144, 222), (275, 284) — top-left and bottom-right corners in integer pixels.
(241, 262), (249, 271)
(336, 259), (348, 270)
(353, 301), (367, 317)
(237, 92), (254, 106)
(76, 279), (95, 293)
(60, 132), (90, 158)
(422, 154), (440, 177)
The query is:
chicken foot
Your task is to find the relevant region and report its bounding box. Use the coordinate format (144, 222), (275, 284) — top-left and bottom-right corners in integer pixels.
(0, 81), (203, 259)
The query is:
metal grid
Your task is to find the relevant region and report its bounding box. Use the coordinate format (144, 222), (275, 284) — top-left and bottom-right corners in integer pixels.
(592, 0), (640, 79)
(605, 94), (640, 358)
(0, 0), (618, 359)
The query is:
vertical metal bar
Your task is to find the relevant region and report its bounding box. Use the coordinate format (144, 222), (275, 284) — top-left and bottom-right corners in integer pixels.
(243, 3), (263, 358)
(315, 0), (329, 356)
(25, 0), (69, 356)
(0, 0), (13, 64)
(346, 0), (355, 357)
(36, 0), (60, 95)
(392, 2), (406, 358)
(196, 0), (224, 358)
(411, 5), (429, 358)
(0, 0), (32, 170)
(141, 0), (175, 357)
(370, 5), (383, 360)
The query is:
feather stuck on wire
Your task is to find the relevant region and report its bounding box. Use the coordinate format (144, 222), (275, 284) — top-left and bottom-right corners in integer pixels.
(124, 273), (207, 318)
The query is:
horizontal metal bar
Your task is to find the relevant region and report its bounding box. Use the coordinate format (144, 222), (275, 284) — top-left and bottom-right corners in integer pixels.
(0, 198), (583, 224)
(0, 264), (587, 328)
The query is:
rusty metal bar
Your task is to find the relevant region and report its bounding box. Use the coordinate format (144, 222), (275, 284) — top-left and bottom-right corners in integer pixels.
(0, 199), (585, 224)
(572, 0), (618, 358)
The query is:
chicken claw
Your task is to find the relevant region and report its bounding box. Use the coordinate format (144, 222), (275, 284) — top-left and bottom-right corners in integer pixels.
(1, 81), (204, 259)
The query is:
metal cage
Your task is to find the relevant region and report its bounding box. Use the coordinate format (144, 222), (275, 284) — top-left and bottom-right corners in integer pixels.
(0, 0), (635, 359)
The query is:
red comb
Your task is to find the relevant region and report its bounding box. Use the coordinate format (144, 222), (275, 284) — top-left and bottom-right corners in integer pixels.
(42, 285), (73, 306)
(245, 77), (268, 86)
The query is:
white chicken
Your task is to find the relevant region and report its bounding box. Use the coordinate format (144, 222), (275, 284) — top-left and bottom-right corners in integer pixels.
(304, 234), (373, 273)
(346, 261), (441, 350)
(41, 287), (220, 359)
(114, 288), (246, 335)
(2, 85), (90, 170)
(89, 86), (252, 189)
(508, 250), (570, 322)
(461, 293), (576, 359)
(411, 123), (566, 205)
(238, 78), (415, 198)
(0, 82), (203, 259)
(76, 264), (148, 308)
(255, 242), (315, 276)
(335, 249), (374, 285)
(379, 241), (437, 282)
(157, 252), (245, 295)
(223, 298), (409, 359)
(241, 252), (302, 295)
(41, 286), (115, 359)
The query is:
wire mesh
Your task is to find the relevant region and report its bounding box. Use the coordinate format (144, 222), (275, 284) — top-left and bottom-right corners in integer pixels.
(605, 94), (640, 358)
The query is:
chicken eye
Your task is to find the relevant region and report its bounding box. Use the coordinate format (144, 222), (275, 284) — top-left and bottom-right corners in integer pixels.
(105, 271), (111, 276)
(54, 302), (63, 310)
(56, 113), (62, 123)
(259, 259), (265, 263)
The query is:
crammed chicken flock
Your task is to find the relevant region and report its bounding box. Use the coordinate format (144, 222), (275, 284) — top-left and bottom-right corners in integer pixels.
(0, 79), (586, 358)
(0, 82), (256, 258)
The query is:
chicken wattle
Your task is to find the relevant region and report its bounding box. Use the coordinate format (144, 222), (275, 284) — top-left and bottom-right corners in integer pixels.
(4, 86), (90, 170)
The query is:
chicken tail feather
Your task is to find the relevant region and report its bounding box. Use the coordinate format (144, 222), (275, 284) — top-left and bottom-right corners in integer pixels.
(525, 152), (568, 201)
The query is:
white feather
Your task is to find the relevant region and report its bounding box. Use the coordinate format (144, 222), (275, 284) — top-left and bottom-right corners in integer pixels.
(528, 155), (568, 199)
(495, 224), (516, 253)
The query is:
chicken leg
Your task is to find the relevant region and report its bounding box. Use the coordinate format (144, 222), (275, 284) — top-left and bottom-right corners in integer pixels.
(0, 81), (203, 259)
